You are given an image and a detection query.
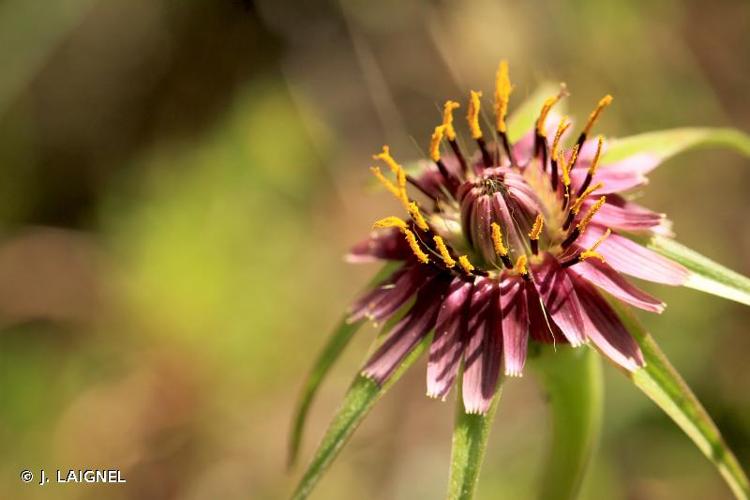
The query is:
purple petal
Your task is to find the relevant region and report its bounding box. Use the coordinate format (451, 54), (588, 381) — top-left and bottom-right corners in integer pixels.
(462, 279), (502, 414)
(584, 196), (669, 234)
(572, 275), (645, 371)
(427, 278), (473, 400)
(570, 258), (665, 313)
(348, 265), (432, 323)
(346, 228), (410, 263)
(362, 278), (449, 384)
(526, 281), (567, 344)
(532, 255), (586, 346)
(577, 225), (689, 285)
(499, 278), (529, 377)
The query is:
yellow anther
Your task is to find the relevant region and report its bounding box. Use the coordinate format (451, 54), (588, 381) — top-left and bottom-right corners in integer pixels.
(550, 116), (571, 160)
(429, 125), (446, 162)
(372, 146), (409, 207)
(404, 228), (430, 264)
(577, 196), (606, 232)
(407, 201), (429, 231)
(373, 145), (401, 175)
(467, 90), (483, 139)
(536, 94), (562, 137)
(372, 216), (408, 230)
(442, 101), (460, 141)
(372, 216), (429, 264)
(458, 255), (475, 274)
(587, 135), (604, 176)
(580, 229), (610, 262)
(513, 255), (528, 275)
(370, 166), (404, 201)
(582, 95), (613, 137)
(433, 235), (456, 268)
(529, 214), (544, 240)
(494, 60), (512, 133)
(570, 182), (604, 215)
(490, 222), (509, 256)
(561, 144), (579, 188)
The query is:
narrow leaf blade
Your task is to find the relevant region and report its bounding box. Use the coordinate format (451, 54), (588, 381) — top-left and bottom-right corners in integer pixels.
(646, 235), (750, 307)
(602, 127), (750, 164)
(613, 302), (750, 500)
(291, 334), (431, 500)
(288, 263), (399, 466)
(529, 345), (604, 500)
(288, 317), (364, 467)
(447, 375), (504, 500)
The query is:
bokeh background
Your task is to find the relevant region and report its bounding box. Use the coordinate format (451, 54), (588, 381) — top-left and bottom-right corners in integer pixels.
(1, 0), (749, 499)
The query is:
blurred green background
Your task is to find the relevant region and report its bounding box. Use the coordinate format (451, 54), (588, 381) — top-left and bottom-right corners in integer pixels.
(0, 0), (748, 498)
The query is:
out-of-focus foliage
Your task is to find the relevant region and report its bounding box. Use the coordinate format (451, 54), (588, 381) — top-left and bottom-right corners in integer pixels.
(0, 0), (748, 499)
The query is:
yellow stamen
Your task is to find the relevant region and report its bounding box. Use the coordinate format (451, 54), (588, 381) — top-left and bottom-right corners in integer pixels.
(429, 125), (446, 162)
(513, 255), (528, 275)
(404, 229), (430, 264)
(494, 60), (512, 133)
(433, 235), (456, 268)
(372, 216), (407, 230)
(582, 95), (613, 137)
(467, 90), (483, 139)
(536, 94), (562, 137)
(370, 166), (404, 201)
(442, 101), (460, 141)
(550, 116), (570, 160)
(373, 145), (401, 175)
(561, 144), (579, 187)
(577, 196), (606, 232)
(580, 229), (611, 262)
(458, 255), (475, 274)
(490, 222), (509, 256)
(372, 146), (409, 207)
(407, 201), (429, 231)
(372, 216), (430, 263)
(529, 214), (544, 240)
(570, 182), (604, 215)
(587, 135), (604, 176)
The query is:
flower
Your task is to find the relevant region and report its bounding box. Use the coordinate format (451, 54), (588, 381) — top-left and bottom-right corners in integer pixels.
(347, 61), (688, 414)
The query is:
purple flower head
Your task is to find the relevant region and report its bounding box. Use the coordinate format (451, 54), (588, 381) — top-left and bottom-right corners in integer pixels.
(347, 62), (688, 415)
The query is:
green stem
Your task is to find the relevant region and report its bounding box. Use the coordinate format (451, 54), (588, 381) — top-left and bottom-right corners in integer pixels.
(530, 345), (604, 500)
(447, 374), (504, 500)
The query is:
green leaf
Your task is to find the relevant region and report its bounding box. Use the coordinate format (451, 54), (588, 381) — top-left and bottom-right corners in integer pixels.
(645, 235), (750, 307)
(288, 263), (400, 467)
(288, 317), (364, 467)
(601, 127), (750, 164)
(507, 82), (565, 143)
(291, 333), (432, 500)
(447, 373), (504, 500)
(612, 302), (750, 500)
(529, 345), (604, 500)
